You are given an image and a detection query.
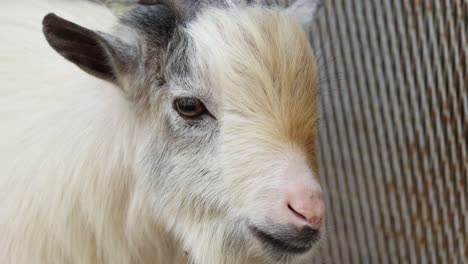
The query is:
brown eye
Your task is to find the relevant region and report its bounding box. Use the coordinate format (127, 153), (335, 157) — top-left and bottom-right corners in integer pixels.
(174, 97), (206, 118)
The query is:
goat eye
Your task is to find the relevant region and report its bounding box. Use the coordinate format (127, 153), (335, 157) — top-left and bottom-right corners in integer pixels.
(174, 97), (206, 118)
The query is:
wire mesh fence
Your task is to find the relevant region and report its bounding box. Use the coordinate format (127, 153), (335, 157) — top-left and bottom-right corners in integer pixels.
(310, 0), (467, 263)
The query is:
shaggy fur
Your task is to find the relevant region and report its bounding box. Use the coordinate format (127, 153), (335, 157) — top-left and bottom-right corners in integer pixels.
(0, 0), (322, 263)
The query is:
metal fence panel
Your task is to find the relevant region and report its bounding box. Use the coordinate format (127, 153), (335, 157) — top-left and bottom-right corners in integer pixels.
(311, 0), (467, 262)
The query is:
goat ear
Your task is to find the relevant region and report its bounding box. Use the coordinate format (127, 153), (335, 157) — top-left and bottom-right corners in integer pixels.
(286, 0), (324, 32)
(42, 13), (137, 84)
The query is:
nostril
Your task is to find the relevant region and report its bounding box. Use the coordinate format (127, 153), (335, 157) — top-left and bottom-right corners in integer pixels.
(288, 203), (307, 221)
(287, 200), (324, 227)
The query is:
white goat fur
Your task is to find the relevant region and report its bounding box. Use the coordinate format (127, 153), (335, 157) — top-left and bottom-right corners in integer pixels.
(0, 0), (320, 263)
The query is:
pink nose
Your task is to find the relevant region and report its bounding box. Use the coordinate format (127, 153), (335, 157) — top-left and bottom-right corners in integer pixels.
(286, 191), (325, 228)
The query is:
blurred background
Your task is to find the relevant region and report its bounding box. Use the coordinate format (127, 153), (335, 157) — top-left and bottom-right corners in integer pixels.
(105, 0), (467, 262)
(309, 0), (466, 263)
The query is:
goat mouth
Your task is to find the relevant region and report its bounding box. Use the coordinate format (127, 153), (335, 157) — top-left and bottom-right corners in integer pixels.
(249, 225), (314, 255)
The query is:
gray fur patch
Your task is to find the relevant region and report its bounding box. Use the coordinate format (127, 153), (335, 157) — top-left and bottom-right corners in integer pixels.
(120, 4), (179, 47)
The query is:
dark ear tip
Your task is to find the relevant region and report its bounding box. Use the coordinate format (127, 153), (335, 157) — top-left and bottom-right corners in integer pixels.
(42, 13), (58, 27)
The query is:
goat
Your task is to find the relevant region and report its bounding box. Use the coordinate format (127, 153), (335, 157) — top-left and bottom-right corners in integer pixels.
(0, 0), (324, 263)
